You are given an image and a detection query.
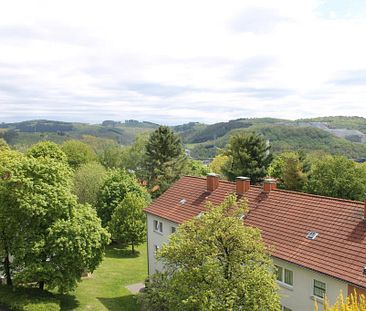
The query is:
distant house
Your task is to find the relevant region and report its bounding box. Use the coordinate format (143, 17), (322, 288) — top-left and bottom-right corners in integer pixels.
(145, 174), (366, 311)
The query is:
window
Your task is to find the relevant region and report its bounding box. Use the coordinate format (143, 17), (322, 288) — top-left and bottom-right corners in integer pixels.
(153, 220), (163, 233)
(284, 269), (293, 286)
(275, 265), (283, 282)
(171, 226), (176, 233)
(313, 280), (326, 298)
(276, 265), (293, 286)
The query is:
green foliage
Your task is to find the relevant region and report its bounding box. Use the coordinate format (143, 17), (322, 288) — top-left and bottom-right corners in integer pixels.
(0, 144), (109, 293)
(140, 195), (280, 311)
(109, 193), (149, 252)
(27, 141), (67, 163)
(120, 134), (149, 178)
(185, 159), (209, 177)
(99, 145), (124, 168)
(0, 286), (60, 311)
(62, 140), (97, 168)
(208, 154), (229, 176)
(73, 162), (107, 206)
(223, 133), (272, 183)
(144, 126), (187, 196)
(315, 291), (366, 311)
(268, 152), (306, 191)
(0, 138), (9, 150)
(96, 169), (150, 227)
(306, 155), (366, 200)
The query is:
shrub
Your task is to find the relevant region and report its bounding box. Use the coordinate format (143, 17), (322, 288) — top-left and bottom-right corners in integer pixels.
(0, 286), (60, 311)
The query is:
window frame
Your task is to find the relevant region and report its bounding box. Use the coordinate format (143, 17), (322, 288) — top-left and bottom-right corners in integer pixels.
(313, 279), (326, 299)
(276, 265), (293, 287)
(153, 220), (164, 234)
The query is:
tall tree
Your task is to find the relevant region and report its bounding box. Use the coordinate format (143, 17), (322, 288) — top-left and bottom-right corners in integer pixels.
(0, 143), (109, 292)
(96, 169), (150, 227)
(144, 126), (187, 196)
(108, 192), (149, 253)
(222, 133), (272, 183)
(305, 155), (366, 201)
(140, 195), (280, 311)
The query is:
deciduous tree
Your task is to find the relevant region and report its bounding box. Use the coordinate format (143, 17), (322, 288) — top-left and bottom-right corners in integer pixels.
(140, 195), (280, 311)
(108, 192), (148, 253)
(73, 162), (107, 206)
(306, 155), (366, 200)
(96, 169), (150, 227)
(62, 140), (96, 169)
(0, 143), (109, 292)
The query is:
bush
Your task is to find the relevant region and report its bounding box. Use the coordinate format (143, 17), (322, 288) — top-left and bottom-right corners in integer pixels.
(0, 286), (60, 311)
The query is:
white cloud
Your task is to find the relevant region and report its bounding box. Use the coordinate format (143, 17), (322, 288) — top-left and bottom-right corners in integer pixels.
(0, 0), (366, 124)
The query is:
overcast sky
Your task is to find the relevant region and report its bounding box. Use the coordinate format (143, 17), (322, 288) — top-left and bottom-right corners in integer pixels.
(1, 0), (366, 125)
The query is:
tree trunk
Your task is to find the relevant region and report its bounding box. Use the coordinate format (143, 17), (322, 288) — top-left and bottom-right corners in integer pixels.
(3, 254), (12, 286)
(3, 237), (12, 287)
(39, 281), (45, 290)
(131, 242), (135, 254)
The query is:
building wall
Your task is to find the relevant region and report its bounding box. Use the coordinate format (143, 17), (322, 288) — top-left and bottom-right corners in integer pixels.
(274, 258), (348, 311)
(146, 213), (178, 275)
(147, 213), (350, 311)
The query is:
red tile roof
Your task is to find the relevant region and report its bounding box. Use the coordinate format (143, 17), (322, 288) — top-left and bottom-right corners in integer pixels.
(144, 176), (366, 289)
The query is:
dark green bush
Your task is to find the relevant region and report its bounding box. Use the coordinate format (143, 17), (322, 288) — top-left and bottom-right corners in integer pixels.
(0, 286), (60, 311)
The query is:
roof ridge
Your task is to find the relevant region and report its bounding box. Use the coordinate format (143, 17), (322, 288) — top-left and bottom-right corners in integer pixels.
(183, 175), (364, 206)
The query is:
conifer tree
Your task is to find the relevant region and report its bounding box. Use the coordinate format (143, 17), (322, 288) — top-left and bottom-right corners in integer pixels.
(144, 126), (187, 195)
(222, 133), (272, 183)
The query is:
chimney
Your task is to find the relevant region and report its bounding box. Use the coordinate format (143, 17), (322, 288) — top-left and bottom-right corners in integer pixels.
(207, 173), (219, 192)
(263, 178), (277, 192)
(236, 176), (250, 195)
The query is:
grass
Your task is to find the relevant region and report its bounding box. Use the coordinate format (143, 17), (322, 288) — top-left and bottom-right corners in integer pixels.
(58, 243), (147, 311)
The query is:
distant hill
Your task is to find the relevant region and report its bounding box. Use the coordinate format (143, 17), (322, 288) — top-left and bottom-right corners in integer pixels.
(2, 116), (366, 160)
(0, 119), (159, 147)
(174, 116), (366, 159)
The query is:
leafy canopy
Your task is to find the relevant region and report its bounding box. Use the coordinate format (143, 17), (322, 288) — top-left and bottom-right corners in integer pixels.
(306, 155), (366, 201)
(96, 169), (150, 227)
(0, 143), (109, 292)
(73, 162), (107, 206)
(109, 192), (149, 253)
(141, 194), (280, 311)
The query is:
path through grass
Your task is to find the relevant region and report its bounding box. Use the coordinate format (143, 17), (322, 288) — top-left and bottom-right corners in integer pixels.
(59, 243), (147, 311)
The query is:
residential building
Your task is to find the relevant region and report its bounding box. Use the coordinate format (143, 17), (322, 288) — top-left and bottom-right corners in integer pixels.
(145, 174), (366, 311)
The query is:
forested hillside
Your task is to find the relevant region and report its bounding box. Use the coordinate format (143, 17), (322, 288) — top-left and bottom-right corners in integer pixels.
(2, 117), (366, 160)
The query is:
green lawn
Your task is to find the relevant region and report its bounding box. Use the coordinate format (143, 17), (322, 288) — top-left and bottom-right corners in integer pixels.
(58, 243), (147, 311)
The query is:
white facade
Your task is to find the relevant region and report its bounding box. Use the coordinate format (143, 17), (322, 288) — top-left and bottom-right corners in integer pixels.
(146, 213), (178, 275)
(146, 213), (349, 311)
(273, 258), (348, 311)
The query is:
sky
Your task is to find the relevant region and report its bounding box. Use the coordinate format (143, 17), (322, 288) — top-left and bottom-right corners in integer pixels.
(1, 0), (366, 125)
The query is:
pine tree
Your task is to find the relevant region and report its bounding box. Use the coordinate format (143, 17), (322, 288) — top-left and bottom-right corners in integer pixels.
(144, 126), (187, 195)
(222, 133), (272, 183)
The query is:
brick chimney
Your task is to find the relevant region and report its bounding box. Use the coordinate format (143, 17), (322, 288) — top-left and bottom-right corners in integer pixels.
(263, 178), (277, 192)
(236, 176), (250, 195)
(207, 173), (219, 192)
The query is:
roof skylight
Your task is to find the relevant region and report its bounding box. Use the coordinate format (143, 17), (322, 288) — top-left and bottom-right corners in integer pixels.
(306, 231), (319, 240)
(179, 198), (187, 205)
